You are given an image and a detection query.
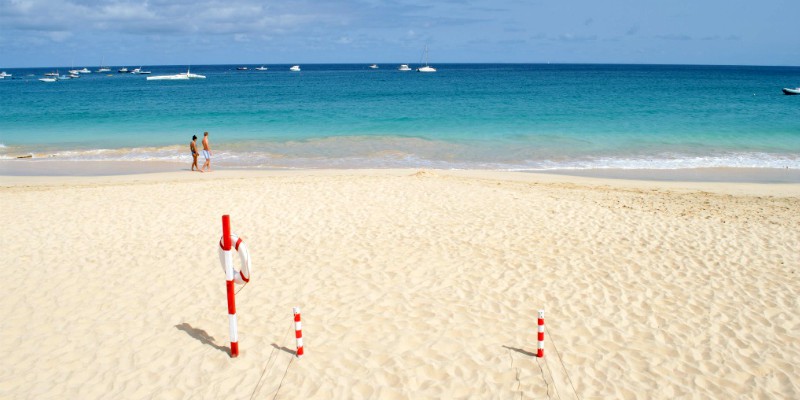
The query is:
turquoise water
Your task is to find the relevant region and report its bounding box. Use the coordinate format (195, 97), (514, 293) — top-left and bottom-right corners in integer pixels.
(1, 64), (799, 170)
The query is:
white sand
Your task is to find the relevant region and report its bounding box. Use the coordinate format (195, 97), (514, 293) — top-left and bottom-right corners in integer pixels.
(1, 169), (798, 399)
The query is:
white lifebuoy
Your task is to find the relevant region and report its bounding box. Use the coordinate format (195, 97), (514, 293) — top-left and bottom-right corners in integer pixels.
(219, 233), (251, 284)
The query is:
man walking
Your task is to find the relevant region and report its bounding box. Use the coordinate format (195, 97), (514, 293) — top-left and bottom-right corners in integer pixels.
(201, 131), (212, 172)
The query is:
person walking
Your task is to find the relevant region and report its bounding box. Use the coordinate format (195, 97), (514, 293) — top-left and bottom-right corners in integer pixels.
(201, 131), (212, 172)
(190, 135), (202, 172)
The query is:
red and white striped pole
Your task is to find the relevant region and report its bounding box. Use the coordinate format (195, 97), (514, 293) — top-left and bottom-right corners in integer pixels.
(293, 307), (304, 358)
(222, 215), (239, 358)
(537, 309), (545, 358)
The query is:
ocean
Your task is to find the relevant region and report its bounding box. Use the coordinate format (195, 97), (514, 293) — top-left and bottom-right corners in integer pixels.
(1, 63), (799, 171)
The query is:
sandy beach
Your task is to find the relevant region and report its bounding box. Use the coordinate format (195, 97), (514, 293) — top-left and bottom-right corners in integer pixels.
(1, 169), (798, 399)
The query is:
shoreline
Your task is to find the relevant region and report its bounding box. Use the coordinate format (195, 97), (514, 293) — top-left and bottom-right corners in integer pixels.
(2, 165), (800, 198)
(2, 159), (800, 186)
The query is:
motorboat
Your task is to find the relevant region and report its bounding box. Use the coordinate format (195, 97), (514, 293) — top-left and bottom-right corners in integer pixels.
(398, 64), (411, 71)
(146, 69), (205, 81)
(416, 45), (436, 72)
(237, 67), (249, 70)
(118, 67), (129, 73)
(369, 64), (379, 69)
(147, 73), (189, 81)
(39, 77), (57, 82)
(782, 87), (800, 95)
(255, 66), (268, 71)
(131, 67), (151, 74)
(78, 68), (91, 73)
(290, 65), (301, 71)
(69, 72), (80, 78)
(57, 74), (72, 80)
(44, 72), (58, 77)
(69, 69), (80, 75)
(0, 71), (11, 78)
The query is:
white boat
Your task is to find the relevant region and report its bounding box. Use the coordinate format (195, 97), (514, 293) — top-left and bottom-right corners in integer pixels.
(131, 67), (152, 74)
(44, 71), (58, 77)
(69, 73), (80, 78)
(146, 69), (205, 81)
(97, 57), (111, 72)
(782, 87), (800, 95)
(237, 67), (248, 70)
(118, 67), (128, 73)
(0, 71), (11, 78)
(78, 68), (91, 74)
(369, 64), (379, 69)
(39, 77), (57, 82)
(69, 69), (80, 75)
(147, 73), (189, 81)
(416, 45), (436, 72)
(255, 66), (268, 71)
(398, 64), (412, 71)
(290, 65), (301, 71)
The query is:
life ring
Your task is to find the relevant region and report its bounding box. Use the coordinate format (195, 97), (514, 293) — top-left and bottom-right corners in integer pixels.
(218, 234), (251, 284)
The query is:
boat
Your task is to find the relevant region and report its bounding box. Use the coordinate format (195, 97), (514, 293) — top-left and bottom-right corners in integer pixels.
(146, 68), (205, 81)
(97, 57), (111, 72)
(57, 74), (72, 80)
(255, 66), (268, 71)
(146, 73), (189, 81)
(78, 67), (91, 73)
(118, 67), (129, 73)
(0, 71), (11, 78)
(69, 72), (80, 78)
(44, 72), (58, 77)
(782, 87), (800, 95)
(131, 67), (151, 74)
(39, 77), (57, 82)
(416, 45), (436, 72)
(398, 64), (412, 71)
(290, 65), (301, 71)
(68, 69), (80, 75)
(237, 67), (249, 70)
(369, 64), (379, 69)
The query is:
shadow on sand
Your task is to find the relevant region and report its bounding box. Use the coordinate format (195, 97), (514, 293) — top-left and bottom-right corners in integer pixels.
(271, 343), (297, 356)
(502, 345), (536, 357)
(175, 323), (229, 354)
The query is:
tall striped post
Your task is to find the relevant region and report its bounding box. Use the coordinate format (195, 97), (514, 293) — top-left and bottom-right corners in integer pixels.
(293, 307), (304, 358)
(223, 215), (239, 358)
(537, 309), (545, 358)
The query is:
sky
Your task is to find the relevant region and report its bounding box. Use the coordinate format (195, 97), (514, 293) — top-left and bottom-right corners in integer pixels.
(1, 0), (799, 68)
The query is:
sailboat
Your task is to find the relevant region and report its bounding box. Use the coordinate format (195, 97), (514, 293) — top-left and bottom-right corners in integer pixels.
(416, 45), (436, 73)
(97, 56), (111, 72)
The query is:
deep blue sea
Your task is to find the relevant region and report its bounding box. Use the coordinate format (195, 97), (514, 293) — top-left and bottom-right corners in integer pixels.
(1, 63), (799, 170)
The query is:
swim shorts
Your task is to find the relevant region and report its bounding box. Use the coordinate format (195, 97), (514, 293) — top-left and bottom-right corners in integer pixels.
(202, 150), (211, 160)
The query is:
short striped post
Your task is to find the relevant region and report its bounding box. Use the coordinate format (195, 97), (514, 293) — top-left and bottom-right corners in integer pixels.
(293, 307), (304, 358)
(223, 215), (239, 358)
(537, 309), (545, 358)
